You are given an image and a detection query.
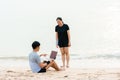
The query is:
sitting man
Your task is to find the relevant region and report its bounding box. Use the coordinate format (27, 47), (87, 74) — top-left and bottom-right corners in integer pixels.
(29, 41), (61, 73)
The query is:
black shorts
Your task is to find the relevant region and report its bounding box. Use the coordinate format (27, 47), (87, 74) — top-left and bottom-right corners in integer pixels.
(38, 68), (46, 73)
(37, 61), (50, 73)
(58, 42), (68, 48)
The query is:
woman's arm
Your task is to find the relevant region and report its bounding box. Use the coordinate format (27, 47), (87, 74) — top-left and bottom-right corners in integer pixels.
(56, 32), (59, 48)
(67, 30), (71, 47)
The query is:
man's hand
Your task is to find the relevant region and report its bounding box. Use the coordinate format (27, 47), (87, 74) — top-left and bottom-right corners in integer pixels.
(40, 54), (47, 57)
(40, 62), (47, 68)
(43, 63), (47, 66)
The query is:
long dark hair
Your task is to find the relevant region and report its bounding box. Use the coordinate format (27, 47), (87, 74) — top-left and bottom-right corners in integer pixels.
(56, 17), (64, 24)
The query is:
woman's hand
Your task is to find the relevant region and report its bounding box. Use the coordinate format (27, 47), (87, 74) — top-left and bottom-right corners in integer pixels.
(56, 45), (59, 48)
(68, 42), (71, 47)
(56, 40), (59, 48)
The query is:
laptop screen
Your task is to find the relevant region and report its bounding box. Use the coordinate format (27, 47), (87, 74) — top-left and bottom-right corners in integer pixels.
(50, 51), (57, 59)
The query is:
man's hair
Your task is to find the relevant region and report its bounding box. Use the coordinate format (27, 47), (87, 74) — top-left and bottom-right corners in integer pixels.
(32, 41), (40, 49)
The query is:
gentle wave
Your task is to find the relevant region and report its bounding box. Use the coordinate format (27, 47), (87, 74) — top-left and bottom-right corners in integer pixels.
(0, 54), (120, 60)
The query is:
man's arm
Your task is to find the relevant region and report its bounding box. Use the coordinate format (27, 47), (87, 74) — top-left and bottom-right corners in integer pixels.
(39, 62), (47, 68)
(40, 54), (47, 57)
(36, 55), (47, 68)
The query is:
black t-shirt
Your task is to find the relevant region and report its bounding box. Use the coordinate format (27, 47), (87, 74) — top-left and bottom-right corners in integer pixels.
(55, 24), (70, 44)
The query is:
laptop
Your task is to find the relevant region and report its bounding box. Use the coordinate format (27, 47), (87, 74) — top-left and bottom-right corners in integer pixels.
(50, 51), (58, 60)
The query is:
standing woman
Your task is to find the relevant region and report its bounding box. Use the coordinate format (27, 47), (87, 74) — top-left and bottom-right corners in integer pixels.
(55, 17), (71, 69)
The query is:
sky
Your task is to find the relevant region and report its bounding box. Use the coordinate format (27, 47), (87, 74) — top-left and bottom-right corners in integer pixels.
(0, 0), (120, 57)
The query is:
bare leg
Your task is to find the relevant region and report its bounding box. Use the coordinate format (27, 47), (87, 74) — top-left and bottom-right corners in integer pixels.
(60, 48), (65, 67)
(51, 61), (60, 71)
(45, 61), (60, 71)
(45, 61), (54, 70)
(64, 47), (70, 68)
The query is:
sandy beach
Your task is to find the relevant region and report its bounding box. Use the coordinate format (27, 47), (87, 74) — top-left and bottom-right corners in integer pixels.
(0, 58), (120, 80)
(0, 66), (120, 80)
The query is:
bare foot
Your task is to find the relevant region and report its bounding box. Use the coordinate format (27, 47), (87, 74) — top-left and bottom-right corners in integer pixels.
(59, 68), (65, 71)
(66, 65), (69, 68)
(60, 66), (65, 70)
